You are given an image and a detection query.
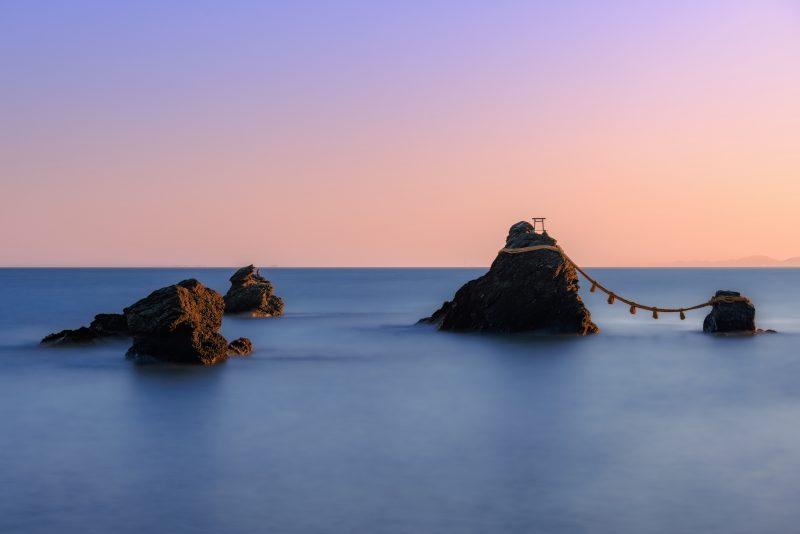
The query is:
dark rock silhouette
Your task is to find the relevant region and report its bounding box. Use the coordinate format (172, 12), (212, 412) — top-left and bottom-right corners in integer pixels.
(228, 337), (253, 356)
(42, 313), (129, 346)
(703, 290), (756, 334)
(89, 313), (128, 336)
(124, 279), (229, 365)
(224, 265), (284, 317)
(41, 326), (100, 346)
(420, 221), (598, 334)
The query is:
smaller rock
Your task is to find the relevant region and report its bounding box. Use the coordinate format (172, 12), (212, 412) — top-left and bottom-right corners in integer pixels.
(228, 337), (253, 356)
(703, 290), (756, 334)
(42, 312), (129, 345)
(41, 326), (99, 346)
(224, 265), (284, 317)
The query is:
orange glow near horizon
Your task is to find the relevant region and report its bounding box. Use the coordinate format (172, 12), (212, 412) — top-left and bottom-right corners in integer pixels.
(1, 1), (798, 267)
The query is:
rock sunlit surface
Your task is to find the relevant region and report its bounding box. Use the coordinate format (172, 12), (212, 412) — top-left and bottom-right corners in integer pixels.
(227, 337), (254, 356)
(224, 265), (284, 317)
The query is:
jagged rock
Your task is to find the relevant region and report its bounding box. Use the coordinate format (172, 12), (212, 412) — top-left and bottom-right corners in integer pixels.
(703, 290), (756, 334)
(224, 265), (284, 317)
(41, 313), (129, 346)
(124, 279), (229, 365)
(228, 337), (253, 356)
(420, 221), (598, 334)
(41, 326), (99, 346)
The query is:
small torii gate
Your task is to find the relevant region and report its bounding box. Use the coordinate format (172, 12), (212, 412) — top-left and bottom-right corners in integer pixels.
(531, 217), (546, 234)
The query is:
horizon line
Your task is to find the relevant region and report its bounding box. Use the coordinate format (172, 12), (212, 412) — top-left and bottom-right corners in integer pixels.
(2, 265), (800, 270)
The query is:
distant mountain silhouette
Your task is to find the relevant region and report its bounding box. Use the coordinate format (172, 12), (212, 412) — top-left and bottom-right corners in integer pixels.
(667, 255), (800, 267)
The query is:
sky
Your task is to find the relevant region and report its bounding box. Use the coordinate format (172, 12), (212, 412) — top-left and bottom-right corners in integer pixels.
(1, 0), (798, 267)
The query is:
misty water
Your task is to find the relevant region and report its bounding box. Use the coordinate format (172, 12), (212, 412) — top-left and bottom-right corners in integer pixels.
(1, 267), (799, 534)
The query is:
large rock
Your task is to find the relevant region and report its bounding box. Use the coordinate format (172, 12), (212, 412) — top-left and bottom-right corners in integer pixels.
(124, 279), (229, 365)
(703, 290), (756, 334)
(42, 313), (129, 346)
(420, 221), (598, 334)
(224, 265), (284, 317)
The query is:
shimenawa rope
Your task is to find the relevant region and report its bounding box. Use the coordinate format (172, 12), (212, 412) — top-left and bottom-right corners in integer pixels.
(498, 245), (750, 320)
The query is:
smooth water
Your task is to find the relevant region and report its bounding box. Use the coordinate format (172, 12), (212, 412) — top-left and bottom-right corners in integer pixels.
(1, 267), (799, 534)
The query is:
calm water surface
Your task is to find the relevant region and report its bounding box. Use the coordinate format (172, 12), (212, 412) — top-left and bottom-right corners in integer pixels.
(1, 268), (799, 534)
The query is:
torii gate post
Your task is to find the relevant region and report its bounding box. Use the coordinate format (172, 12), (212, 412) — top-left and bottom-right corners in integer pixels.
(531, 217), (546, 234)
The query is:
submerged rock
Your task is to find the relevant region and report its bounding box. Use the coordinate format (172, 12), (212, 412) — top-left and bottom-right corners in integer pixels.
(224, 265), (284, 317)
(41, 326), (100, 346)
(420, 221), (598, 334)
(42, 313), (129, 346)
(228, 337), (253, 356)
(124, 279), (229, 365)
(703, 290), (756, 334)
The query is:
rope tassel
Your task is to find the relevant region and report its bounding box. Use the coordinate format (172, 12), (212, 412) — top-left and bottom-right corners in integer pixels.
(590, 282), (597, 293)
(652, 309), (659, 319)
(679, 310), (686, 320)
(629, 305), (636, 315)
(607, 294), (615, 305)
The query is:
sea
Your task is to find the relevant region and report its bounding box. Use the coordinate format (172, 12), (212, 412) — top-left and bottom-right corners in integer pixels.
(1, 267), (799, 534)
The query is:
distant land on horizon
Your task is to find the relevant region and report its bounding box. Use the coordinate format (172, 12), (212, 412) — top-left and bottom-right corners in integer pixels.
(664, 255), (800, 268)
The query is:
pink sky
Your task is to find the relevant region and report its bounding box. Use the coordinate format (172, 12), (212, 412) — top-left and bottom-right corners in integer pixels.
(1, 1), (798, 267)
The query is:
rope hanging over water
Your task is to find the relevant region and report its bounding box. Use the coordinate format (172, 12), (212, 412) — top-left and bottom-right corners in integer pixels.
(498, 245), (751, 320)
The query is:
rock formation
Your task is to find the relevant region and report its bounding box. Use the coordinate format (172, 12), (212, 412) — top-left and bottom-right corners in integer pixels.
(420, 221), (598, 334)
(224, 265), (284, 317)
(41, 326), (102, 346)
(42, 313), (129, 346)
(227, 337), (253, 356)
(124, 279), (230, 365)
(703, 290), (756, 334)
(41, 278), (264, 363)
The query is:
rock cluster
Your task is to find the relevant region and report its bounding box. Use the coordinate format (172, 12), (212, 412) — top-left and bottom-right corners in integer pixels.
(420, 221), (598, 334)
(41, 271), (268, 364)
(224, 265), (284, 317)
(703, 290), (757, 334)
